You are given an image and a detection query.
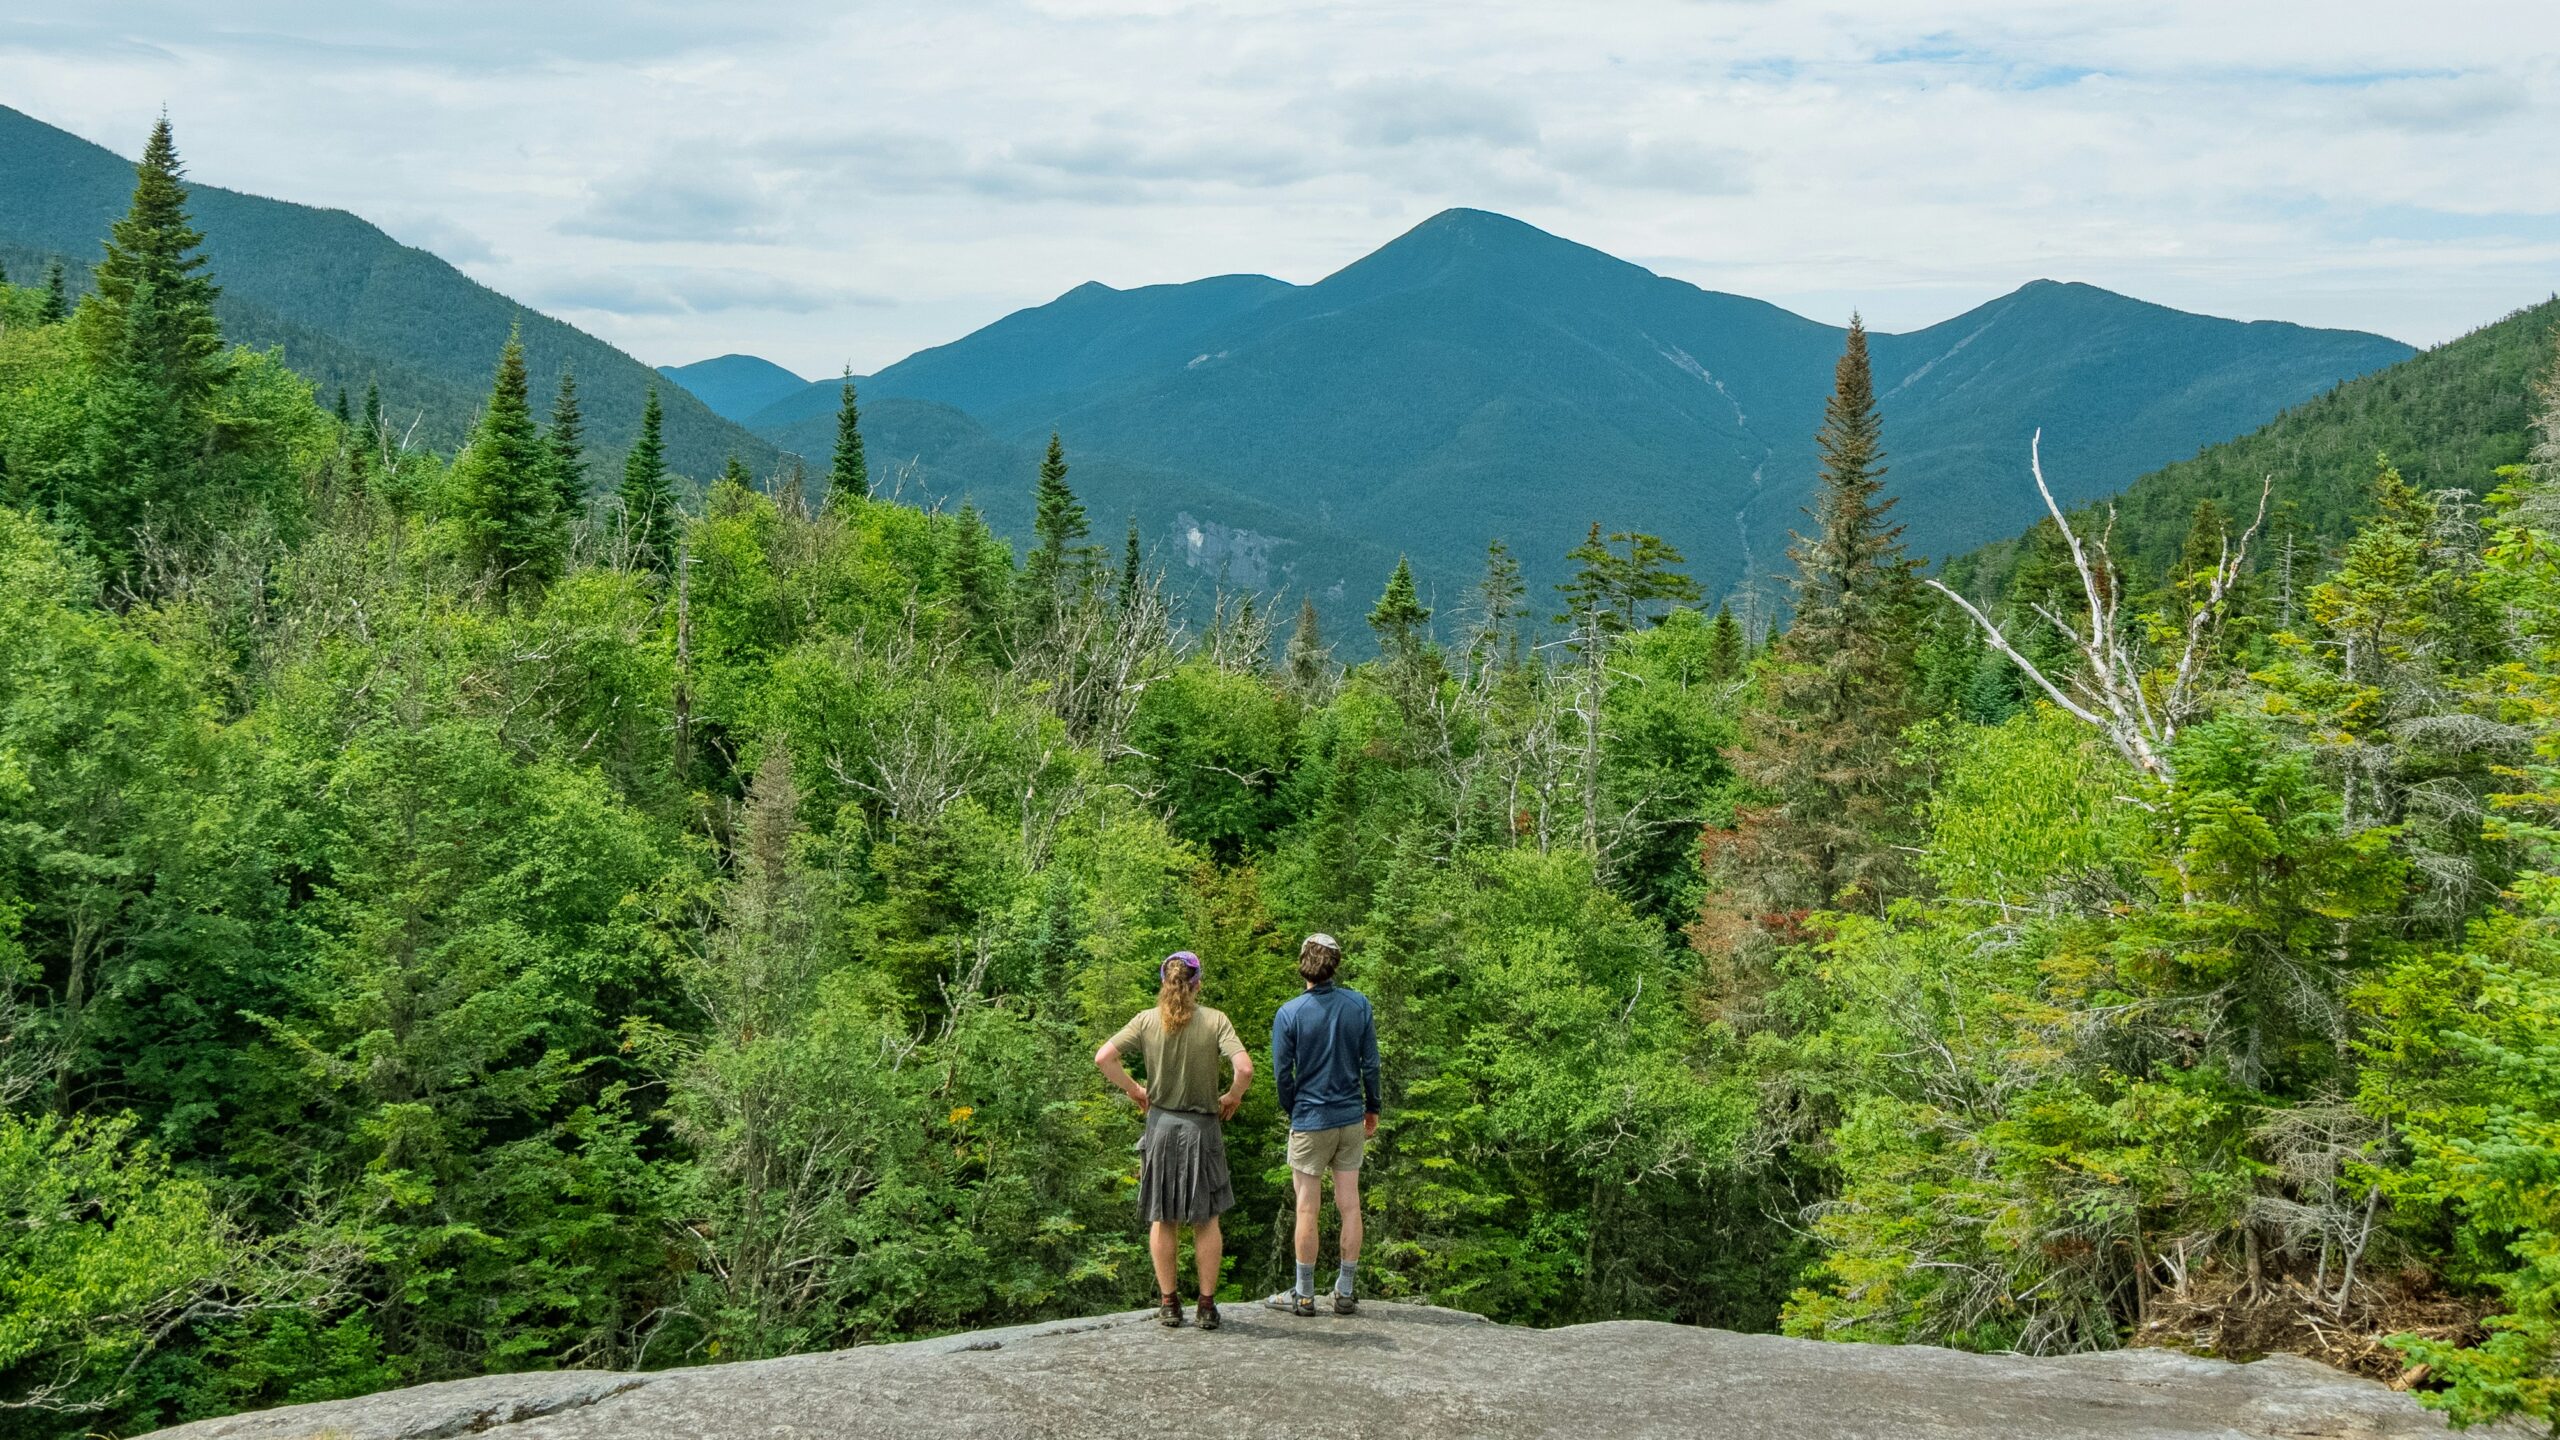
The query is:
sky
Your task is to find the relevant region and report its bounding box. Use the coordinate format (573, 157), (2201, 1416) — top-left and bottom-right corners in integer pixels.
(2, 1), (2553, 378)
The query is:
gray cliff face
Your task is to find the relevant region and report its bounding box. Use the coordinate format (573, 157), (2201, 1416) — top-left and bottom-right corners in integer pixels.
(146, 1302), (2467, 1440)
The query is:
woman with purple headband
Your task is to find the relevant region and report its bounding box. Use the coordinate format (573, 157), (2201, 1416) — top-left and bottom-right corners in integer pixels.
(1094, 950), (1253, 1330)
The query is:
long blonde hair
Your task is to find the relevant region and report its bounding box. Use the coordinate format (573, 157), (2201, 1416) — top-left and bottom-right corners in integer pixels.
(1157, 956), (1200, 1033)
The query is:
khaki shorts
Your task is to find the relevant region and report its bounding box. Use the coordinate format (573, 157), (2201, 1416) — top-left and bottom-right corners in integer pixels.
(1287, 1121), (1366, 1175)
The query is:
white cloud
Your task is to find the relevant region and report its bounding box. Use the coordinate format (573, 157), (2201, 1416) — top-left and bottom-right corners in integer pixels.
(1, 0), (2552, 372)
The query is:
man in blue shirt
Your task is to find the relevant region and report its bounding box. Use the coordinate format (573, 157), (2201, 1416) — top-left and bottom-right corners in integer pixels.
(1265, 933), (1380, 1317)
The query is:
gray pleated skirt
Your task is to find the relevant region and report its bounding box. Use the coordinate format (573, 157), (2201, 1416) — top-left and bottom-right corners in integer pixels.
(1138, 1107), (1234, 1224)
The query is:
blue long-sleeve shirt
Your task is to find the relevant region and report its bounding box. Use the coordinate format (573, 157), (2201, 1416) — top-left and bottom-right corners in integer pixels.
(1271, 983), (1380, 1132)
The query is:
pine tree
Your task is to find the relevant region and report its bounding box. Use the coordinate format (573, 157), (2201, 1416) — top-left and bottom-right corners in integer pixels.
(620, 387), (677, 574)
(1555, 526), (1700, 651)
(942, 501), (1011, 659)
(37, 259), (68, 323)
(1728, 314), (1923, 917)
(1022, 432), (1089, 625)
(720, 454), (752, 491)
(1286, 597), (1333, 697)
(1705, 604), (1745, 681)
(453, 326), (564, 608)
(333, 387), (351, 427)
(62, 118), (231, 565)
(827, 371), (867, 506)
(1470, 538), (1527, 674)
(544, 370), (587, 518)
(360, 381), (384, 459)
(75, 117), (226, 403)
(1120, 518), (1143, 607)
(1368, 556), (1431, 658)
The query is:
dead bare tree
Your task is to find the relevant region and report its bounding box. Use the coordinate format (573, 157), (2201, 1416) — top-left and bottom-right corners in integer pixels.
(1924, 430), (2269, 788)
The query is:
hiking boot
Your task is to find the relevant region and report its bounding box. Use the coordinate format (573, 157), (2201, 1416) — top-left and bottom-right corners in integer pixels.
(1197, 1298), (1221, 1331)
(1156, 1294), (1183, 1327)
(1265, 1289), (1317, 1317)
(1333, 1291), (1358, 1316)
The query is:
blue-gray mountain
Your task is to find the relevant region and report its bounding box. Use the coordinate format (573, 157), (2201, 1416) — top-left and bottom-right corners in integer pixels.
(700, 209), (2413, 619)
(0, 104), (778, 483)
(658, 354), (810, 424)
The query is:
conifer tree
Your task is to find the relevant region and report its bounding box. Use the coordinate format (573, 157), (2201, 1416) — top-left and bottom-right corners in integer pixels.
(37, 259), (68, 323)
(1470, 539), (1527, 674)
(63, 118), (233, 564)
(360, 381), (384, 459)
(1286, 596), (1333, 697)
(1728, 315), (1923, 917)
(453, 326), (564, 608)
(720, 454), (752, 491)
(1705, 603), (1746, 681)
(943, 501), (1011, 659)
(544, 370), (587, 517)
(1368, 556), (1431, 658)
(1022, 432), (1089, 626)
(620, 387), (677, 574)
(75, 117), (226, 403)
(333, 387), (352, 427)
(1120, 518), (1143, 606)
(827, 371), (867, 505)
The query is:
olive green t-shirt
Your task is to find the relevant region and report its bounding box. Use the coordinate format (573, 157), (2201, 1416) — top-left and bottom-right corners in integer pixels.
(1108, 1006), (1245, 1115)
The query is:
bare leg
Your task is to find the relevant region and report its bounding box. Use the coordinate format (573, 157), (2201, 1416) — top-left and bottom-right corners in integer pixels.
(1149, 1220), (1179, 1299)
(1293, 1169), (1323, 1269)
(1194, 1216), (1223, 1298)
(1334, 1170), (1363, 1267)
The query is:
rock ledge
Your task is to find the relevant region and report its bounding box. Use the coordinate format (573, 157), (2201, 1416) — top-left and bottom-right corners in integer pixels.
(147, 1301), (2465, 1439)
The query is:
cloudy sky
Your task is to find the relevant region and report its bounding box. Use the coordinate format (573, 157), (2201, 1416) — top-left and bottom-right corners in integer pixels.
(4, 1), (2553, 377)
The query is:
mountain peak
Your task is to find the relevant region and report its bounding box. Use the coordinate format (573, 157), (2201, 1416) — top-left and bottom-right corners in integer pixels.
(1316, 207), (1650, 300)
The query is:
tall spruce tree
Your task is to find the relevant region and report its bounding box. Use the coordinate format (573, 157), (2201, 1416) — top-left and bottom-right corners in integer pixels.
(545, 370), (587, 518)
(1286, 597), (1333, 697)
(1729, 314), (1923, 917)
(1368, 556), (1431, 658)
(62, 117), (232, 563)
(1022, 432), (1089, 626)
(1120, 518), (1143, 607)
(943, 501), (1011, 659)
(827, 371), (867, 505)
(454, 326), (564, 608)
(1705, 604), (1746, 681)
(620, 388), (678, 574)
(75, 117), (225, 402)
(37, 259), (69, 323)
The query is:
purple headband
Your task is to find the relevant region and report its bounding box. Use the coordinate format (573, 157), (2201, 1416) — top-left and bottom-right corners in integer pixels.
(1162, 951), (1200, 981)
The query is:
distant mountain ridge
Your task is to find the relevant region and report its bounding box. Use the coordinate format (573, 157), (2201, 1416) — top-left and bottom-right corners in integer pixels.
(689, 209), (2415, 621)
(1947, 294), (2560, 598)
(0, 104), (778, 484)
(658, 354), (809, 424)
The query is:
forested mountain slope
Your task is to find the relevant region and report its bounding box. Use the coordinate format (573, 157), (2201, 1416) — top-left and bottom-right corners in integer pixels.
(1947, 294), (2560, 595)
(0, 104), (776, 482)
(724, 209), (2413, 612)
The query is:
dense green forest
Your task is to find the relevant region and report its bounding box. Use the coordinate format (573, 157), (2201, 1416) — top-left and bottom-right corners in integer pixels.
(9, 121), (2560, 1440)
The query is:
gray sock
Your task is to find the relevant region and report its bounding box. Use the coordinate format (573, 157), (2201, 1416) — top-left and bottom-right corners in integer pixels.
(1337, 1261), (1357, 1297)
(1296, 1262), (1315, 1298)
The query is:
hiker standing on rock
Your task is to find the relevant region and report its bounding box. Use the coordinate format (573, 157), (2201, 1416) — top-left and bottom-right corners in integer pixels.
(1095, 951), (1252, 1331)
(1266, 933), (1380, 1317)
